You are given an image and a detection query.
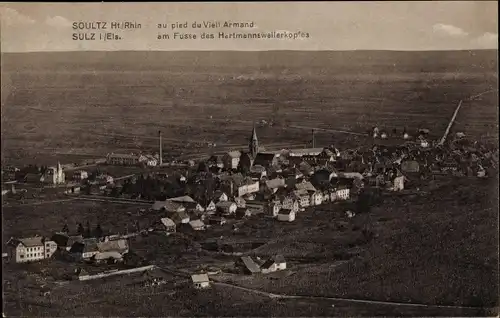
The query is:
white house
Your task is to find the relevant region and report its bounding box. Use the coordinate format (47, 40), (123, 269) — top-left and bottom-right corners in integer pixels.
(393, 175), (405, 191)
(6, 236), (58, 263)
(223, 151), (242, 170)
(310, 191), (323, 206)
(269, 201), (282, 217)
(205, 201), (217, 214)
(191, 273), (210, 289)
(189, 219), (206, 231)
(213, 191), (229, 203)
(160, 217), (176, 235)
(335, 186), (350, 200)
(215, 201), (237, 215)
(277, 208), (296, 222)
(237, 181), (260, 197)
(261, 255), (287, 274)
(72, 170), (88, 182)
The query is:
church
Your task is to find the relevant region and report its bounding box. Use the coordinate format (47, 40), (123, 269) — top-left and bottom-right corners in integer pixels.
(43, 162), (66, 185)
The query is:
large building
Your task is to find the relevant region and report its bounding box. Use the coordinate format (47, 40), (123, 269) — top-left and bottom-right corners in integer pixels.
(43, 162), (65, 185)
(6, 236), (58, 263)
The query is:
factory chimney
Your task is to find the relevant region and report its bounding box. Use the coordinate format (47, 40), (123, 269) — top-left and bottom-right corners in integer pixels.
(158, 130), (163, 165)
(312, 129), (316, 148)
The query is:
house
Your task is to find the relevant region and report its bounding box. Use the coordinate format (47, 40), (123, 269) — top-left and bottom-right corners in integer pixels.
(106, 153), (142, 166)
(245, 200), (267, 215)
(213, 191), (229, 203)
(334, 185), (350, 201)
(50, 233), (84, 251)
(393, 175), (405, 191)
(238, 256), (261, 274)
(191, 273), (210, 289)
(310, 191), (323, 206)
(160, 218), (176, 235)
(168, 195), (196, 204)
(277, 208), (296, 222)
(205, 200), (217, 214)
(207, 155), (224, 169)
(249, 165), (267, 180)
(292, 189), (310, 208)
(235, 207), (251, 219)
(170, 211), (190, 225)
(265, 178), (286, 193)
(6, 236), (58, 263)
(401, 160), (420, 173)
(207, 216), (227, 225)
(261, 255), (287, 274)
(237, 179), (260, 197)
(96, 239), (129, 260)
(288, 148), (323, 157)
(72, 170), (88, 182)
(184, 202), (205, 214)
(215, 201), (237, 215)
(234, 197), (246, 208)
(269, 201), (282, 217)
(152, 200), (186, 213)
(253, 152), (280, 168)
(295, 181), (317, 193)
(223, 151), (242, 170)
(69, 238), (99, 260)
(189, 219), (206, 231)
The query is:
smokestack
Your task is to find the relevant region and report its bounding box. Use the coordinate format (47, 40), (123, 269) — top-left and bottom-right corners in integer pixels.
(158, 130), (163, 165)
(312, 129), (316, 148)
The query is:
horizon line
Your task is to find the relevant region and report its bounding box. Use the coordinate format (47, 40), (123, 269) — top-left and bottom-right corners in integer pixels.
(1, 48), (498, 54)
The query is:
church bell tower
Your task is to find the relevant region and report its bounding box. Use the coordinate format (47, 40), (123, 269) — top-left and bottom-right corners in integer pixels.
(249, 123), (259, 158)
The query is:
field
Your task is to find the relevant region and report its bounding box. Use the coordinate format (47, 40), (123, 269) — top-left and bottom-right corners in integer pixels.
(2, 176), (498, 316)
(1, 50), (498, 316)
(1, 50), (498, 165)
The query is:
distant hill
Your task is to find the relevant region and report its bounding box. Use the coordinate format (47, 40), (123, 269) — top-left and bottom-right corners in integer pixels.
(1, 50), (498, 74)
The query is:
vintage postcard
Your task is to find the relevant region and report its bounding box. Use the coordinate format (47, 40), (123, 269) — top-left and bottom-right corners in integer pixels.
(1, 2), (498, 317)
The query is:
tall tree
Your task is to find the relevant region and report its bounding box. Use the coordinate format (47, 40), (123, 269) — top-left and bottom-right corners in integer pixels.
(94, 224), (103, 238)
(77, 223), (85, 236)
(85, 221), (91, 238)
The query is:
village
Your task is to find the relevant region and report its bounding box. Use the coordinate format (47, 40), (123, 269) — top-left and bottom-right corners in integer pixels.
(2, 116), (498, 299)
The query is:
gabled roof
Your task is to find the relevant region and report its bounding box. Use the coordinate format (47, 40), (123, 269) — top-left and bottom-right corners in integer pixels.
(168, 195), (196, 203)
(265, 178), (285, 189)
(97, 239), (128, 253)
(160, 217), (176, 228)
(189, 219), (205, 228)
(295, 181), (317, 192)
(192, 273), (209, 283)
(240, 256), (261, 273)
(226, 150), (242, 158)
(16, 237), (45, 247)
(278, 208), (294, 215)
(152, 200), (185, 212)
(216, 201), (236, 208)
(261, 259), (276, 269)
(274, 254), (286, 264)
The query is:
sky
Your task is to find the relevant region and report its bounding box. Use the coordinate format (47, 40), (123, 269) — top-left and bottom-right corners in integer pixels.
(0, 2), (497, 52)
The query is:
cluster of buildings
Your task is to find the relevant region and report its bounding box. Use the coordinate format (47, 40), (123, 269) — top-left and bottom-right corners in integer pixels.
(106, 153), (159, 167)
(5, 233), (130, 265)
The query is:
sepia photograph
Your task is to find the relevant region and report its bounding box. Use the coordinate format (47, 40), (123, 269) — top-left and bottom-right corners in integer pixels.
(1, 2), (498, 317)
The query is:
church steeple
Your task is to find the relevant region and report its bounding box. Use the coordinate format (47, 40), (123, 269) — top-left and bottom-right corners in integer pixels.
(249, 123), (259, 158)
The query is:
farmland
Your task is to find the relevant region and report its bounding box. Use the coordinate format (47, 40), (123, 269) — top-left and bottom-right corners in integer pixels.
(1, 50), (498, 316)
(1, 50), (498, 165)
